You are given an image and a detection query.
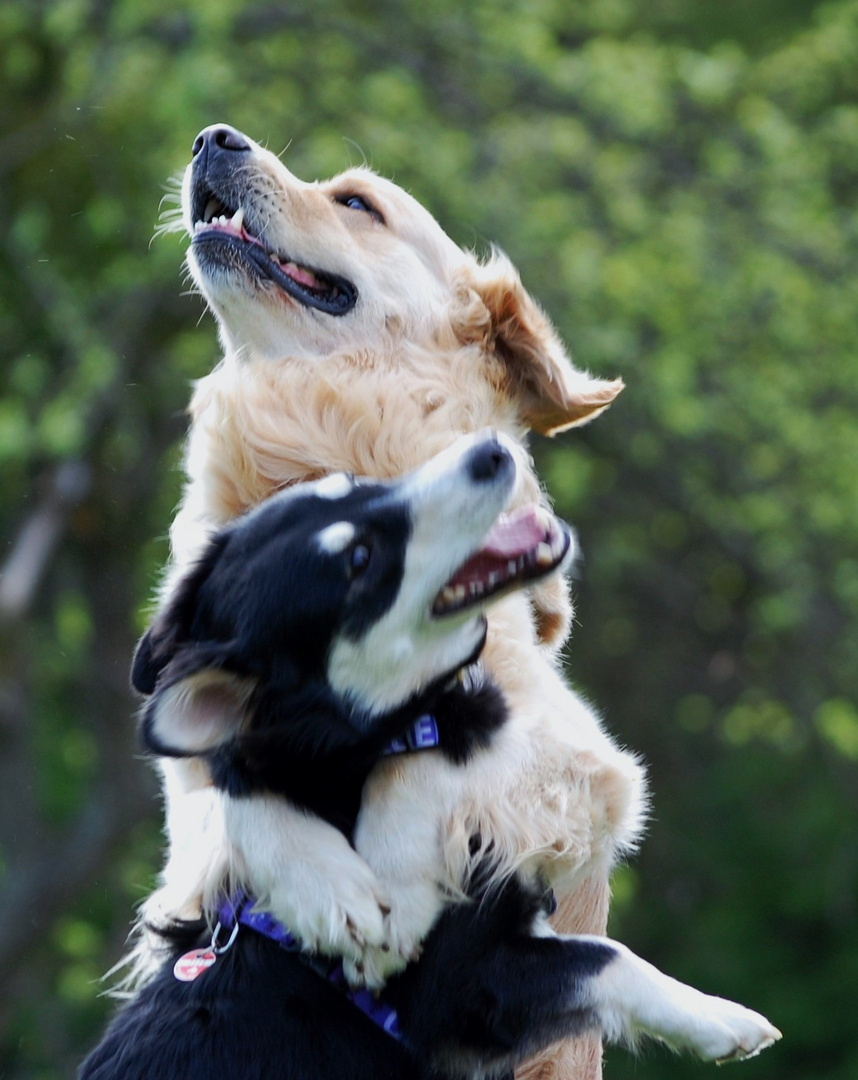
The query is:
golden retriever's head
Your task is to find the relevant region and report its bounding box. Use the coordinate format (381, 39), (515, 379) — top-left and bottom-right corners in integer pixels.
(180, 124), (622, 435)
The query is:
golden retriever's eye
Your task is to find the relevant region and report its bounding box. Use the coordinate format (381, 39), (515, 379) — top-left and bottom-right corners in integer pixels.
(336, 194), (384, 225)
(349, 542), (372, 577)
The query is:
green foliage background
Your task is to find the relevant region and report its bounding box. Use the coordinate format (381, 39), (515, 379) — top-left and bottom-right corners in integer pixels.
(1, 1), (855, 1076)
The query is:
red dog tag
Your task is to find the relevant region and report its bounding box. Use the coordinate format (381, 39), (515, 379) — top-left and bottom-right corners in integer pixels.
(173, 948), (217, 982)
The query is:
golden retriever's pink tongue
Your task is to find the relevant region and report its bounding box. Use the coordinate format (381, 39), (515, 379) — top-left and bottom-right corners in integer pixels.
(277, 260), (322, 290)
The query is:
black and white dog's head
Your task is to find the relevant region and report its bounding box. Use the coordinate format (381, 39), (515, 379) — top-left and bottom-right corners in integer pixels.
(133, 433), (572, 808)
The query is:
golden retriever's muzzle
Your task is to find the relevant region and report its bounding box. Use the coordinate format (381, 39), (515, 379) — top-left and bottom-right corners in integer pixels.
(188, 125), (358, 316)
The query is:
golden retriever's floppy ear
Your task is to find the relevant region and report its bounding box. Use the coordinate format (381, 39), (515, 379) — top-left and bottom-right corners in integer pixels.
(458, 252), (623, 435)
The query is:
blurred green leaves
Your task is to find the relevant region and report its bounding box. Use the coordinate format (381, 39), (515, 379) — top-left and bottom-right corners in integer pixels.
(815, 698), (858, 759)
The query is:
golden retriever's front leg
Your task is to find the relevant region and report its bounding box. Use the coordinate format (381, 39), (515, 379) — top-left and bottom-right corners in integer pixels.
(515, 874), (611, 1080)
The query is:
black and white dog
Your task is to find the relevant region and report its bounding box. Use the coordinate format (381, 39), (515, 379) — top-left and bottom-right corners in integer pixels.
(80, 434), (780, 1079)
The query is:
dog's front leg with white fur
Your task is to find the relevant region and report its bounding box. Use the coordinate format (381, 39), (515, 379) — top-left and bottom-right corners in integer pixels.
(225, 793), (393, 965)
(578, 936), (782, 1063)
(348, 763), (458, 988)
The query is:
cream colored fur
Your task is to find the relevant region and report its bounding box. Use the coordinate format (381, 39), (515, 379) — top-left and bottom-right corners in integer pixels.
(138, 128), (647, 1078)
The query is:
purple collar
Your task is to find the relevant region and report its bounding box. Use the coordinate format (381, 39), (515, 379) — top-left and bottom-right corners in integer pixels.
(215, 892), (404, 1044)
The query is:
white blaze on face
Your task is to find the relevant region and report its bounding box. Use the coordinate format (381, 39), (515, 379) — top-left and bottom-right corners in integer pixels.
(326, 433), (517, 720)
(316, 521), (356, 554)
(313, 473), (354, 500)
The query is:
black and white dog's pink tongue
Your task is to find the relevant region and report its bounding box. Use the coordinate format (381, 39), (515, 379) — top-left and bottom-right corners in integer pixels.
(480, 506), (555, 559)
(433, 505), (569, 615)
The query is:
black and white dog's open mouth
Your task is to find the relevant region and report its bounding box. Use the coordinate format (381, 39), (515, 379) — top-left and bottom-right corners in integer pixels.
(190, 188), (358, 316)
(433, 506), (571, 617)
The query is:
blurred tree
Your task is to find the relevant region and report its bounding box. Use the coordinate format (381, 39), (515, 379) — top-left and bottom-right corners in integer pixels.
(0, 0), (855, 1076)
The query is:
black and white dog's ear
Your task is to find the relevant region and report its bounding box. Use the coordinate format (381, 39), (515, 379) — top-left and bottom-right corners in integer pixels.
(142, 661), (256, 757)
(131, 533), (255, 756)
(131, 627), (166, 696)
(131, 533), (231, 696)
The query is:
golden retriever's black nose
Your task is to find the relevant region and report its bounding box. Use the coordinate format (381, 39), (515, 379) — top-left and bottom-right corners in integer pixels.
(469, 437), (513, 483)
(192, 124), (251, 158)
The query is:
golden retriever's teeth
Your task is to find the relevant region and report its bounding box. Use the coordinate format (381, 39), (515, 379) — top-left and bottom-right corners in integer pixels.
(536, 542), (554, 567)
(230, 207), (245, 232)
(453, 584), (467, 603)
(439, 586), (457, 608)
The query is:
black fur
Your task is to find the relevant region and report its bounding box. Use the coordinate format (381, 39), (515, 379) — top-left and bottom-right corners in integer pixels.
(80, 875), (614, 1080)
(209, 676), (507, 832)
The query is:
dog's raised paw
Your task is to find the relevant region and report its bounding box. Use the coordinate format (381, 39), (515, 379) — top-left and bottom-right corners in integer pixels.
(670, 996), (782, 1064)
(705, 1002), (782, 1064)
(606, 945), (782, 1065)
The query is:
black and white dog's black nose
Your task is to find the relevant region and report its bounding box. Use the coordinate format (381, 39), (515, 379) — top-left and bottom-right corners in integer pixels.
(467, 435), (514, 485)
(191, 124), (252, 160)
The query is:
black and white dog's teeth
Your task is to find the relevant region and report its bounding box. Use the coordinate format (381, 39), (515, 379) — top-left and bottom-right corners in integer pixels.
(536, 530), (568, 567)
(434, 521), (568, 616)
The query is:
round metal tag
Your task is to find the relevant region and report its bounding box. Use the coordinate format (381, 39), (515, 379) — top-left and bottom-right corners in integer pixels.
(173, 948), (217, 982)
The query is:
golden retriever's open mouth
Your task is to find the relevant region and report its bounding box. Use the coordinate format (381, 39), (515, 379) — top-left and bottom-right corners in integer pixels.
(190, 184), (358, 316)
(433, 506), (571, 617)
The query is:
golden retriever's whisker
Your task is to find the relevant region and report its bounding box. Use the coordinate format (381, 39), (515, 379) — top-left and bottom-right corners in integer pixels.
(179, 278), (200, 297)
(154, 211), (185, 232)
(154, 213), (184, 232)
(151, 220), (187, 247)
(341, 137), (370, 169)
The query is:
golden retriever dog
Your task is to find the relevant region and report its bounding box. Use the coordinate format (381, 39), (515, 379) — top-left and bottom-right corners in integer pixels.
(144, 124), (646, 1080)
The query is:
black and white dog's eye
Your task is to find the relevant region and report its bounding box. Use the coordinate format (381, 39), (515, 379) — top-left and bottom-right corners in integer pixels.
(336, 194), (383, 223)
(350, 542), (372, 576)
